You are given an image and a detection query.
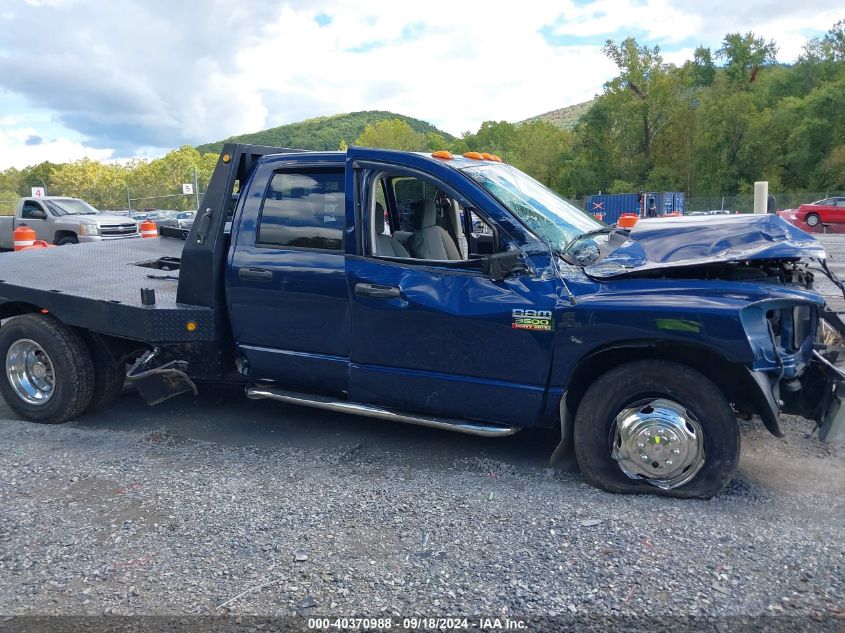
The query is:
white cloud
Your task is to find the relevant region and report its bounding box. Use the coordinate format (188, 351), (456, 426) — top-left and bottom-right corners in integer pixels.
(550, 0), (700, 42)
(0, 126), (113, 171)
(0, 0), (840, 169)
(235, 1), (617, 134)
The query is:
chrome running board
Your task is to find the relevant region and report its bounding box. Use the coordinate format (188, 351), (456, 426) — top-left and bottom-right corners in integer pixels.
(246, 385), (521, 438)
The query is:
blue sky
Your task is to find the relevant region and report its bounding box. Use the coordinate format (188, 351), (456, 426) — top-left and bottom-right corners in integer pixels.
(0, 0), (841, 169)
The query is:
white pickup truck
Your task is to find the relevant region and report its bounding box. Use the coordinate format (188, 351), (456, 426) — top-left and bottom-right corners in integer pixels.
(0, 197), (139, 248)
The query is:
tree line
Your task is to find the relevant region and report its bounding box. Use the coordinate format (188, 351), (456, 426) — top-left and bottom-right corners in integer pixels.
(1, 20), (843, 213)
(0, 147), (219, 214)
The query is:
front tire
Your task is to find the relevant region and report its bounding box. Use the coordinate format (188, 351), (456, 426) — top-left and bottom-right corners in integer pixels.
(57, 235), (79, 246)
(0, 314), (94, 423)
(573, 360), (739, 498)
(805, 213), (820, 227)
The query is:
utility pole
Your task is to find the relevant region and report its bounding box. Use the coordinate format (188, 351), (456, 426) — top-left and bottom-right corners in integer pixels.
(126, 183), (131, 211)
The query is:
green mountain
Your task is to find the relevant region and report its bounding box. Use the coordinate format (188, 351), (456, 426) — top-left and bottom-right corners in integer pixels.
(518, 99), (595, 130)
(197, 110), (455, 154)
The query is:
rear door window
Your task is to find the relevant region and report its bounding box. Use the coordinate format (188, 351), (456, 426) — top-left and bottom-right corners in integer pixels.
(257, 169), (345, 250)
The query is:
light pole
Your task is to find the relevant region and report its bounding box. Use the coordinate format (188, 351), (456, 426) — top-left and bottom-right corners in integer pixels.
(194, 166), (200, 211)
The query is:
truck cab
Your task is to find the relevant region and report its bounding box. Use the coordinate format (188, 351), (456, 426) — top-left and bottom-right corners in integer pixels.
(226, 149), (562, 427)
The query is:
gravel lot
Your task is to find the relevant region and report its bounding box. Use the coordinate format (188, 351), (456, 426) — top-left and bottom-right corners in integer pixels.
(0, 387), (843, 629)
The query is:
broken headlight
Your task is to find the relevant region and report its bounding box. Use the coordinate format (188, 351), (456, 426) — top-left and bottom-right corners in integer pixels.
(766, 305), (816, 353)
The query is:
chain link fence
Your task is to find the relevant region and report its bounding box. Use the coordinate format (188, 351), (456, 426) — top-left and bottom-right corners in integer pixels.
(4, 190), (844, 218)
(0, 191), (201, 216)
(685, 191), (845, 214)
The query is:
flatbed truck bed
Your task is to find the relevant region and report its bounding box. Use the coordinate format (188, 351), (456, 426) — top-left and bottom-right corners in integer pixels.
(0, 237), (215, 343)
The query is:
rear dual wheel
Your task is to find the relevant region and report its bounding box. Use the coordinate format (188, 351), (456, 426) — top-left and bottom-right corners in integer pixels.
(573, 360), (740, 499)
(0, 314), (123, 423)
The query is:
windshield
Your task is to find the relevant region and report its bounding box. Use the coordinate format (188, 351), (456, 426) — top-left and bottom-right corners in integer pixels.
(46, 199), (100, 216)
(460, 163), (601, 250)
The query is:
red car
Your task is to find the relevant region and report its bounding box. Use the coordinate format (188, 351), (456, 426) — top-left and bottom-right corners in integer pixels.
(794, 197), (845, 227)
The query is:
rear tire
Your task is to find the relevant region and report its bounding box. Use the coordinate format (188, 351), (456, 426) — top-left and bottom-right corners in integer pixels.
(805, 213), (820, 227)
(573, 360), (739, 499)
(0, 314), (94, 423)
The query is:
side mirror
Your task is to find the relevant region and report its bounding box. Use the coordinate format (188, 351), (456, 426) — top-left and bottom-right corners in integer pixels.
(30, 209), (47, 220)
(483, 251), (528, 282)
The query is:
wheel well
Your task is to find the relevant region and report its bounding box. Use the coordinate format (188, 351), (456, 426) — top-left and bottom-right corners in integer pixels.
(53, 230), (77, 244)
(1, 305), (145, 365)
(555, 342), (778, 456)
(81, 331), (146, 366)
(0, 301), (43, 320)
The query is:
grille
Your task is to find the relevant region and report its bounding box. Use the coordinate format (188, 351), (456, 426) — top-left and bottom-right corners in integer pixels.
(100, 223), (138, 236)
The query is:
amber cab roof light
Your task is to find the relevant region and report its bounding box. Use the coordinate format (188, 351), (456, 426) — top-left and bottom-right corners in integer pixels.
(461, 151), (503, 163)
(430, 150), (454, 160)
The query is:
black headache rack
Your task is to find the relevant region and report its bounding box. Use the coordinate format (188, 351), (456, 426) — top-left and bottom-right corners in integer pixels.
(0, 144), (301, 391)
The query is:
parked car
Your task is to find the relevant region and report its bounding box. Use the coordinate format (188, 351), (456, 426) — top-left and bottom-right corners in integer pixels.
(794, 197), (845, 227)
(131, 210), (180, 223)
(0, 197), (139, 248)
(158, 211), (196, 231)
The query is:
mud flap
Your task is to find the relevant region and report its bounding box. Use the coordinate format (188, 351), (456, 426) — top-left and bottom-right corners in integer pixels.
(819, 383), (845, 442)
(126, 349), (198, 406)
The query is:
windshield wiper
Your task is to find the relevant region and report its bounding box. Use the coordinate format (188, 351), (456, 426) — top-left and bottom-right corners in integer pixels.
(561, 227), (614, 254)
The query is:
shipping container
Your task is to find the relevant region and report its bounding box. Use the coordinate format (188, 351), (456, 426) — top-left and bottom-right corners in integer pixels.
(585, 192), (686, 224)
(673, 192), (685, 214)
(661, 191), (685, 214)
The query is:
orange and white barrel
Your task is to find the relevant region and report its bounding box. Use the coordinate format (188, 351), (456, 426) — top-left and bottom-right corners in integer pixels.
(13, 226), (37, 251)
(139, 220), (158, 238)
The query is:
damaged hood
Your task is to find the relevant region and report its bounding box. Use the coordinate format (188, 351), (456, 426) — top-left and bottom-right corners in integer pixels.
(585, 214), (826, 279)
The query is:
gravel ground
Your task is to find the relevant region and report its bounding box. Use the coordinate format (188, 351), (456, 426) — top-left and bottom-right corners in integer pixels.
(0, 389), (843, 630)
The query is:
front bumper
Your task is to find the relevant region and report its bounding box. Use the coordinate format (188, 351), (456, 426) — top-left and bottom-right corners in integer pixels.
(78, 233), (140, 243)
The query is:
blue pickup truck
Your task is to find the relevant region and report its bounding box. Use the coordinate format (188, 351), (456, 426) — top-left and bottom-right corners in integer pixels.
(0, 144), (841, 498)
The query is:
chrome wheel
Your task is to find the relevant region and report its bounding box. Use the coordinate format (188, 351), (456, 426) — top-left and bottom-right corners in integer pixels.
(6, 339), (55, 405)
(611, 398), (705, 490)
(805, 214), (820, 227)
